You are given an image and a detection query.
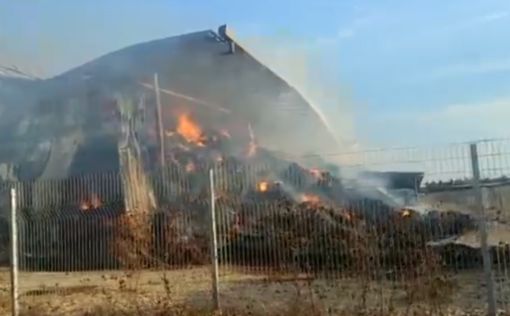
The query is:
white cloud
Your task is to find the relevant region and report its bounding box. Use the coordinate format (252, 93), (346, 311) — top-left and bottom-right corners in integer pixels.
(362, 97), (510, 149)
(420, 98), (509, 125)
(476, 11), (509, 23)
(429, 59), (510, 78)
(337, 29), (355, 39)
(315, 15), (375, 45)
(400, 98), (510, 141)
(443, 10), (510, 33)
(351, 98), (510, 180)
(421, 10), (510, 38)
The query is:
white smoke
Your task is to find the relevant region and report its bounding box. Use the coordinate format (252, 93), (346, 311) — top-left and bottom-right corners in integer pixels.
(230, 34), (358, 154)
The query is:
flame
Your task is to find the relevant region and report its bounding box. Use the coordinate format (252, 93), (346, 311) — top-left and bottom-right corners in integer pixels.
(185, 161), (196, 173)
(80, 201), (90, 211)
(300, 194), (321, 204)
(247, 123), (258, 157)
(80, 193), (102, 211)
(176, 113), (206, 146)
(257, 181), (269, 192)
(309, 168), (323, 179)
(401, 209), (412, 217)
(91, 194), (102, 209)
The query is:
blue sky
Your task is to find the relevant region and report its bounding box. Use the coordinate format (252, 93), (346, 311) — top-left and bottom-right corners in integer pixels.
(1, 0), (510, 149)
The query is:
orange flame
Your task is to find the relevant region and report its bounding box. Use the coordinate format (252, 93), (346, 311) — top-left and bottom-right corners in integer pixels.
(91, 193), (102, 209)
(80, 193), (102, 211)
(185, 161), (196, 173)
(309, 168), (323, 179)
(401, 209), (412, 217)
(80, 201), (90, 211)
(177, 113), (206, 146)
(300, 194), (321, 204)
(257, 181), (269, 192)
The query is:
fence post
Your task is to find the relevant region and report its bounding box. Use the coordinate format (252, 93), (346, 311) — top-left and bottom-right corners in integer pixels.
(10, 187), (19, 316)
(154, 73), (165, 168)
(470, 143), (497, 316)
(208, 169), (220, 310)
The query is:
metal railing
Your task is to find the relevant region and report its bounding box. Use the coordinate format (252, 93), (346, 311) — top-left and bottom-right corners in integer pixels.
(1, 139), (509, 315)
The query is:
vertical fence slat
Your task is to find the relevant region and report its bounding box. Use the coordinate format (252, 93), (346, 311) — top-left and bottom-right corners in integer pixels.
(470, 143), (497, 316)
(10, 187), (19, 316)
(209, 169), (220, 310)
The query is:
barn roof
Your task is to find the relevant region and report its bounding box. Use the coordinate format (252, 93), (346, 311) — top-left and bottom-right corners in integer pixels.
(0, 25), (339, 179)
(51, 25), (338, 156)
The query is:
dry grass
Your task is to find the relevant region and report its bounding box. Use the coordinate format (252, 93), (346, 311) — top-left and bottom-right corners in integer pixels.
(0, 268), (507, 315)
(0, 217), (505, 316)
(2, 205), (507, 315)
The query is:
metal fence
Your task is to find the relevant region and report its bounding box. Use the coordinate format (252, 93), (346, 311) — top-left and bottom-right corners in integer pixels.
(1, 139), (510, 315)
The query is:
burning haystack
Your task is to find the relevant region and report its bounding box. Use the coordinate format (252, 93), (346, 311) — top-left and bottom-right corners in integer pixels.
(15, 103), (483, 274)
(0, 25), (338, 184)
(1, 26), (502, 276)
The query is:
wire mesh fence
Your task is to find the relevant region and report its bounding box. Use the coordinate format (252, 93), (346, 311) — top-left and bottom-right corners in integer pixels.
(0, 139), (509, 315)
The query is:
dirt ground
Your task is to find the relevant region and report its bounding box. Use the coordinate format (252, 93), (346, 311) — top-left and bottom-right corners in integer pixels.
(0, 267), (509, 315)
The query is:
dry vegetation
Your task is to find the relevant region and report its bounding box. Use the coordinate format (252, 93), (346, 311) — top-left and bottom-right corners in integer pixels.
(2, 197), (508, 315)
(0, 265), (508, 315)
(1, 203), (508, 315)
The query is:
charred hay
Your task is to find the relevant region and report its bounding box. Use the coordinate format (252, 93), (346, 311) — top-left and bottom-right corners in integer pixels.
(219, 199), (365, 272)
(2, 109), (493, 274)
(220, 195), (486, 277)
(8, 165), (491, 274)
(219, 200), (403, 277)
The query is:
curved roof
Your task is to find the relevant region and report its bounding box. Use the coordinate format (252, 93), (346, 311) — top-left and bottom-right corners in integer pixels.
(52, 27), (338, 156)
(0, 26), (338, 179)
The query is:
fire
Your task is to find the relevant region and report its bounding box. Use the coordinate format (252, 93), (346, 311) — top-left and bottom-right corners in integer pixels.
(80, 193), (102, 211)
(401, 209), (412, 217)
(91, 193), (102, 209)
(257, 181), (269, 192)
(80, 201), (90, 211)
(309, 168), (323, 179)
(300, 194), (321, 204)
(176, 113), (206, 146)
(185, 161), (196, 173)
